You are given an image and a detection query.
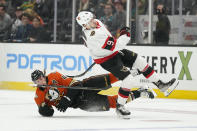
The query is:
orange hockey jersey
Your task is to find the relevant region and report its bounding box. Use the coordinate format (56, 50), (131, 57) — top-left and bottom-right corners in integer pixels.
(34, 71), (76, 107)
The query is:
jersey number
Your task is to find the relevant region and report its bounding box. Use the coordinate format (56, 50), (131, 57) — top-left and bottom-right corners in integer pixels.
(102, 37), (116, 51)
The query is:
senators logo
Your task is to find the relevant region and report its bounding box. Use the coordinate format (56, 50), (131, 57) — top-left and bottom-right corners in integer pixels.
(90, 31), (95, 36)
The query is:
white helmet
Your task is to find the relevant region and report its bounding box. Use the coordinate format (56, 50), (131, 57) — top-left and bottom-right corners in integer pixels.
(76, 11), (93, 27)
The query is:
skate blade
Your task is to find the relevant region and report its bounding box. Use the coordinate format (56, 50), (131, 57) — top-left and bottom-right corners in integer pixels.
(164, 80), (179, 97)
(116, 111), (131, 119)
(117, 114), (131, 119)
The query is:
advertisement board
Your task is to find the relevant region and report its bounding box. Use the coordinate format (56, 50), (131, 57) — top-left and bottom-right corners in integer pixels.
(0, 43), (196, 99)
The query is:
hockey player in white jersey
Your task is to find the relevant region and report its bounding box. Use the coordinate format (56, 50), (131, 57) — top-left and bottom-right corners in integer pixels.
(76, 11), (179, 118)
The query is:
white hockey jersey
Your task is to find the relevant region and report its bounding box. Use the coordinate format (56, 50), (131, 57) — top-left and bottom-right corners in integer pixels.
(82, 19), (130, 64)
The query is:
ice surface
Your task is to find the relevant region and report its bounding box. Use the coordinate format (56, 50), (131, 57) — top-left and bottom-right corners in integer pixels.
(0, 90), (197, 131)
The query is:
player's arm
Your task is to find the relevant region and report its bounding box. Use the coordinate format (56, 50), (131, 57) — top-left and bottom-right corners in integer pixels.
(34, 88), (54, 117)
(54, 72), (81, 112)
(56, 79), (81, 112)
(60, 73), (82, 101)
(101, 27), (130, 52)
(115, 27), (131, 50)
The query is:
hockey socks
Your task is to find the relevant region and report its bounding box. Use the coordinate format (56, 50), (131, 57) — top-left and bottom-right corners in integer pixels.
(141, 64), (159, 82)
(117, 87), (130, 105)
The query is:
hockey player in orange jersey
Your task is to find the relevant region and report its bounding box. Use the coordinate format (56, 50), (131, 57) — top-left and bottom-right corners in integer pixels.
(31, 70), (154, 117)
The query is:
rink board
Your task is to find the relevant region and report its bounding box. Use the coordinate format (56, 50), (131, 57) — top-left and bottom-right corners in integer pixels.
(0, 43), (197, 99)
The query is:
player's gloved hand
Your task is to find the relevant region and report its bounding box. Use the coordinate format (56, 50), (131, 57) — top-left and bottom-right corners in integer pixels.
(39, 103), (54, 117)
(120, 27), (130, 37)
(56, 96), (71, 112)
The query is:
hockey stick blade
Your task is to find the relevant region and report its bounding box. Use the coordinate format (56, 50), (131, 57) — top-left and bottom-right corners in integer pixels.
(29, 84), (111, 91)
(66, 62), (96, 78)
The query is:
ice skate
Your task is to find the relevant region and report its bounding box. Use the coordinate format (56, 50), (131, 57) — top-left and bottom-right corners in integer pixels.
(137, 86), (156, 99)
(116, 103), (131, 119)
(154, 78), (179, 97)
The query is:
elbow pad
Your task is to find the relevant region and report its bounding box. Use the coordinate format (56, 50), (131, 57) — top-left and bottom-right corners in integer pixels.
(115, 35), (130, 51)
(38, 103), (54, 117)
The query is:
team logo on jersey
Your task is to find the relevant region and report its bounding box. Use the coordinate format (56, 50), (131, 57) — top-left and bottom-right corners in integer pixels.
(47, 87), (60, 101)
(90, 31), (95, 36)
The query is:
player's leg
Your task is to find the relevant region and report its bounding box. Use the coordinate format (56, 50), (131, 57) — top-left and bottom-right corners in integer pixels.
(120, 49), (179, 96)
(100, 54), (136, 117)
(82, 73), (112, 88)
(108, 87), (155, 109)
(75, 86), (155, 112)
(133, 53), (179, 96)
(76, 90), (110, 112)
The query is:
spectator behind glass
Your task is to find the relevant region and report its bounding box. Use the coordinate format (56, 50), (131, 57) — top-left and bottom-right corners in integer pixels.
(29, 16), (50, 43)
(78, 0), (95, 13)
(120, 0), (127, 10)
(13, 13), (33, 42)
(11, 7), (23, 33)
(191, 1), (197, 15)
(11, 0), (23, 9)
(0, 0), (6, 6)
(0, 4), (12, 41)
(138, 0), (148, 15)
(106, 0), (113, 4)
(100, 4), (114, 34)
(154, 4), (171, 45)
(34, 0), (45, 17)
(24, 8), (44, 26)
(111, 0), (126, 37)
(20, 0), (34, 10)
(95, 0), (105, 18)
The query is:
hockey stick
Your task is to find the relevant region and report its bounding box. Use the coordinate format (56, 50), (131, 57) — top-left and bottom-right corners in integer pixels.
(29, 83), (110, 91)
(66, 62), (96, 78)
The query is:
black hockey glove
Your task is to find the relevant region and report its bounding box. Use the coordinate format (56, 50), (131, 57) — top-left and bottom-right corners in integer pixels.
(56, 96), (71, 112)
(39, 103), (54, 117)
(120, 27), (130, 37)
